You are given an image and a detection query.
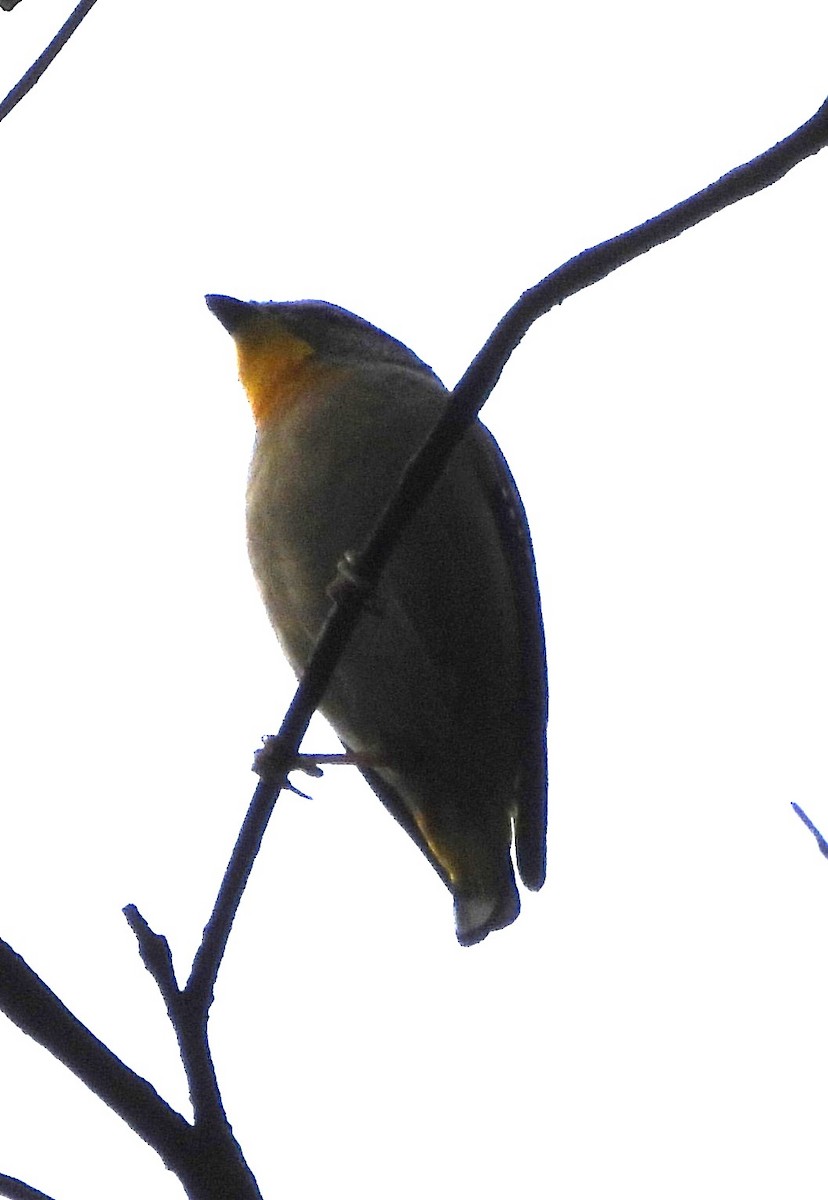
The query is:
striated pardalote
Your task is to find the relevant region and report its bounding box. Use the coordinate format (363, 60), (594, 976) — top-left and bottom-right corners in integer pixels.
(206, 294), (547, 945)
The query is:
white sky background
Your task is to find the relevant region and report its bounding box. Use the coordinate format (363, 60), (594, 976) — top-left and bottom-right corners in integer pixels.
(1, 2), (827, 1197)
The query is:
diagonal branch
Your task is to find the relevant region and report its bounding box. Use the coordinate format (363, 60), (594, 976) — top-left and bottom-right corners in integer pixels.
(0, 0), (99, 125)
(0, 936), (191, 1163)
(792, 802), (828, 859)
(0, 1175), (58, 1200)
(450, 94), (828, 428)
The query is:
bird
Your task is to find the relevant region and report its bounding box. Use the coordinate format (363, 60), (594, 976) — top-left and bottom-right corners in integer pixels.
(206, 294), (547, 945)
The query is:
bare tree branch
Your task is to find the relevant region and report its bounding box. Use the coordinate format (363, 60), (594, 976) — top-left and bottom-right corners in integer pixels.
(0, 937), (190, 1155)
(0, 1175), (57, 1200)
(0, 936), (262, 1199)
(124, 906), (228, 1133)
(451, 94), (828, 424)
(792, 803), (828, 859)
(123, 904), (179, 1006)
(0, 0), (99, 125)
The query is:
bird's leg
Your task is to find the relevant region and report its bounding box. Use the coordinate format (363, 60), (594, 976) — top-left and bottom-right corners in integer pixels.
(252, 734), (383, 783)
(292, 751), (370, 775)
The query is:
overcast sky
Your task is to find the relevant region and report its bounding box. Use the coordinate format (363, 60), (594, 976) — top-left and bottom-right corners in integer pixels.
(1, 2), (828, 1198)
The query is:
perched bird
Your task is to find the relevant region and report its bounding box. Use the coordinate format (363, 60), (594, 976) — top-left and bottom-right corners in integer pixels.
(206, 294), (547, 944)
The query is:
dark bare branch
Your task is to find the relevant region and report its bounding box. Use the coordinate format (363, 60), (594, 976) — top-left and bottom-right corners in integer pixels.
(123, 904), (179, 1007)
(0, 0), (99, 124)
(0, 1175), (57, 1200)
(0, 937), (190, 1156)
(792, 802), (828, 859)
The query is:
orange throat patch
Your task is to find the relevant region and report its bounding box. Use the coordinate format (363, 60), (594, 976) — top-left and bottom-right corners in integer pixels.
(235, 330), (342, 428)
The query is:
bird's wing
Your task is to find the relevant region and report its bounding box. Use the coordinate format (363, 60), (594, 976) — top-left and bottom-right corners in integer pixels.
(351, 417), (548, 895)
(471, 423), (548, 891)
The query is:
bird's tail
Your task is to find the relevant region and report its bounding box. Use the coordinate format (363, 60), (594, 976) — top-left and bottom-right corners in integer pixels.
(454, 871), (520, 947)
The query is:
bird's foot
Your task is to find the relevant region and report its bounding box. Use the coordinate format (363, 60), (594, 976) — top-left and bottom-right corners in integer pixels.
(252, 735), (381, 789)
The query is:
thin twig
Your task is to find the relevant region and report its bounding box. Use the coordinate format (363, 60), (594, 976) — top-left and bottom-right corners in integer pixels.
(449, 95), (828, 429)
(123, 904), (179, 1007)
(124, 905), (242, 1156)
(0, 1175), (57, 1200)
(0, 0), (99, 124)
(792, 802), (828, 859)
